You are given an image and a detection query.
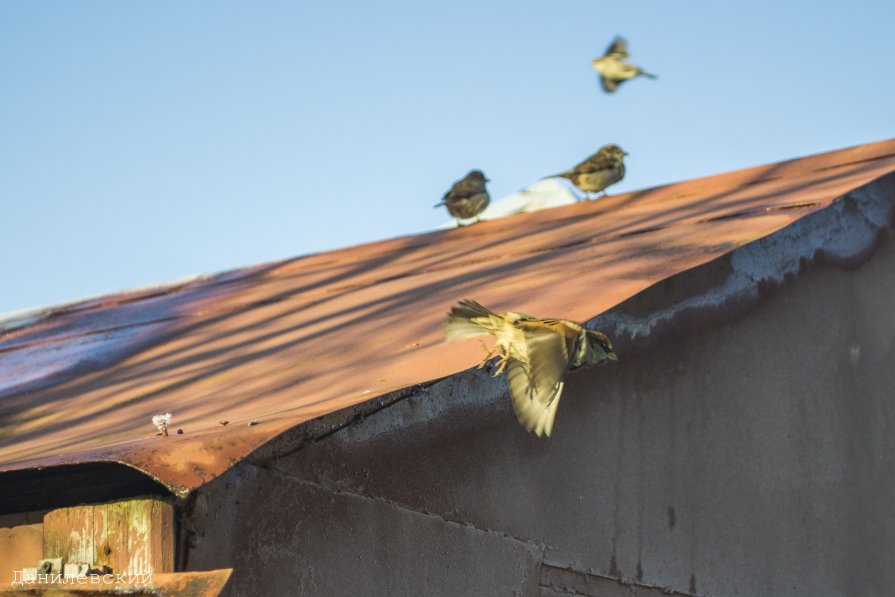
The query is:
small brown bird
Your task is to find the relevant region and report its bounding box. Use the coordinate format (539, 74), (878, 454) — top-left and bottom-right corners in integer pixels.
(445, 300), (617, 437)
(434, 170), (490, 224)
(591, 37), (656, 93)
(547, 144), (627, 198)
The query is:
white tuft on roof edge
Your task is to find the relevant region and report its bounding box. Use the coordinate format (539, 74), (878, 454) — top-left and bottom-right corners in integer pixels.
(440, 178), (580, 228)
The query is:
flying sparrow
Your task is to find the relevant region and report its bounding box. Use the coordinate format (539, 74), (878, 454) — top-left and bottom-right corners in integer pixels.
(546, 144), (628, 199)
(591, 37), (656, 93)
(434, 170), (490, 224)
(445, 299), (617, 437)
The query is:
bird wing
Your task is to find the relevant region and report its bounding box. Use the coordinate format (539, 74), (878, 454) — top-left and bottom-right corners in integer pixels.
(441, 187), (462, 204)
(600, 76), (619, 93)
(570, 149), (616, 175)
(604, 37), (628, 59)
(508, 359), (565, 437)
(506, 320), (573, 436)
(445, 175), (485, 202)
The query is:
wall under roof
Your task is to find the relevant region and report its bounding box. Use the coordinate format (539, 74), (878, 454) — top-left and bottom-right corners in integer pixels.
(187, 228), (895, 596)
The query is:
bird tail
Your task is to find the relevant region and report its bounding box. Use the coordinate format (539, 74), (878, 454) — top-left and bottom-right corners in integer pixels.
(541, 172), (571, 181)
(640, 70), (657, 79)
(445, 299), (497, 342)
(433, 201), (444, 208)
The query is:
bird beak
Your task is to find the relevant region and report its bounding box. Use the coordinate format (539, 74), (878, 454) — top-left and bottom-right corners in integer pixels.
(607, 352), (618, 361)
(622, 151), (629, 156)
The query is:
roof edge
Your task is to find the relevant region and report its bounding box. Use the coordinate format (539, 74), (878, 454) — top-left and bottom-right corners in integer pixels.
(592, 170), (895, 349)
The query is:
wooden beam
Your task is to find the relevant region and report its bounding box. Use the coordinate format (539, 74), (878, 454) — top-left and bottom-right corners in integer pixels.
(43, 497), (174, 575)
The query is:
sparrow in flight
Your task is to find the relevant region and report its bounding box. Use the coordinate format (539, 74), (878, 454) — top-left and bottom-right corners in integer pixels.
(591, 37), (656, 93)
(445, 300), (617, 437)
(435, 170), (490, 225)
(546, 144), (627, 198)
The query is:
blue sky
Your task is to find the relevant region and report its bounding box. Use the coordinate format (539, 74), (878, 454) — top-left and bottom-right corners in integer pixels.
(1, 1), (893, 314)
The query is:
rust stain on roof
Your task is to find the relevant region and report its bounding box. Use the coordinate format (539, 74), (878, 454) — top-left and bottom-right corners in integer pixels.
(1, 140), (894, 497)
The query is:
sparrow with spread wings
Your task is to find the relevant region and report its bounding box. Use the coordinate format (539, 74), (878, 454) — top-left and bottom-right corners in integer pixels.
(591, 37), (656, 93)
(446, 300), (617, 437)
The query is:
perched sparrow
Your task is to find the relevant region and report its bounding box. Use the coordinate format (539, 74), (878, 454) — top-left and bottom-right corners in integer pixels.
(434, 170), (490, 224)
(445, 299), (617, 437)
(546, 144), (627, 198)
(591, 37), (656, 93)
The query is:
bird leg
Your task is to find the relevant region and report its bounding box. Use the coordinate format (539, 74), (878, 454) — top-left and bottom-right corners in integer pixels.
(476, 341), (510, 376)
(476, 340), (497, 369)
(491, 352), (510, 377)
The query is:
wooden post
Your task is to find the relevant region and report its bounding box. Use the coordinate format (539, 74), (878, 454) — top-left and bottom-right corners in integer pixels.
(42, 497), (174, 575)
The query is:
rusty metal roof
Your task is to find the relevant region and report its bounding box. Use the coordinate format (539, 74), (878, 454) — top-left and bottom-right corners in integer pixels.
(1, 139), (894, 506)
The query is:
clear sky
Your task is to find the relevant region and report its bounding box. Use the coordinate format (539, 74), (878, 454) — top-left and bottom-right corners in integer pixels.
(1, 1), (893, 315)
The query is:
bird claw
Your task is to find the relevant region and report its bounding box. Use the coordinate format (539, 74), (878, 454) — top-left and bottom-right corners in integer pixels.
(476, 340), (496, 370)
(473, 340), (509, 376)
(491, 355), (509, 377)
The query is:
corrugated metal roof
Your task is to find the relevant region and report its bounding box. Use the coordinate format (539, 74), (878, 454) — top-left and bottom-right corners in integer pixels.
(1, 139), (894, 501)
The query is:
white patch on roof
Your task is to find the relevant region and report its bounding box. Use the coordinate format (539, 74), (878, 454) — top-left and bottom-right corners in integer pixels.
(440, 179), (580, 228)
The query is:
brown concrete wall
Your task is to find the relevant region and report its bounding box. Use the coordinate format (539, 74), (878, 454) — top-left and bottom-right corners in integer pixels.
(187, 234), (895, 597)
